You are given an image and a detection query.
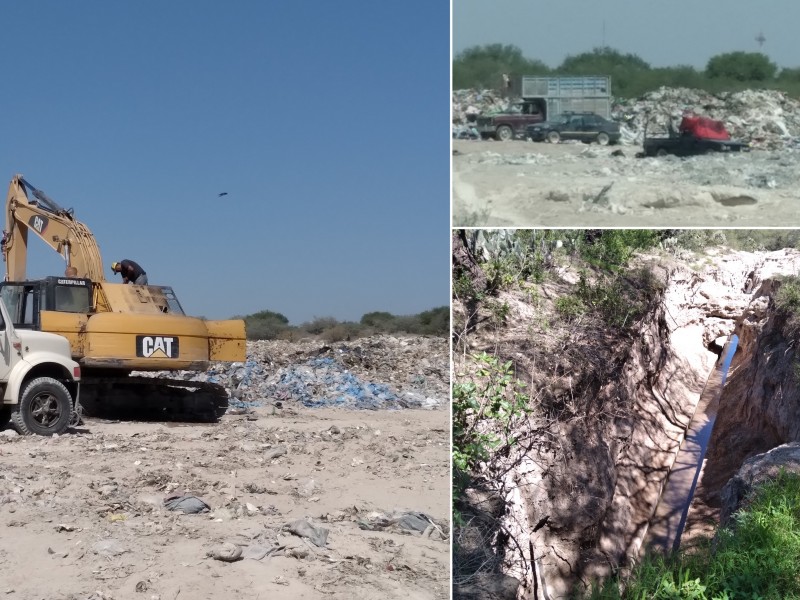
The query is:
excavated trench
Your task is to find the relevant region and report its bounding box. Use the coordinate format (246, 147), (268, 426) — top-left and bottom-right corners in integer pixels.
(492, 249), (800, 600)
(645, 335), (738, 553)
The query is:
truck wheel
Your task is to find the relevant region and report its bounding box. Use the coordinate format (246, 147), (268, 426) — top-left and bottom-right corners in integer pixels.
(0, 405), (10, 430)
(496, 125), (513, 141)
(596, 132), (610, 146)
(10, 377), (73, 436)
(656, 148), (668, 157)
(547, 130), (560, 144)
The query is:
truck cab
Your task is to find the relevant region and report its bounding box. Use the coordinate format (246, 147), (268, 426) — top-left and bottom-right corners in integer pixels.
(0, 294), (81, 436)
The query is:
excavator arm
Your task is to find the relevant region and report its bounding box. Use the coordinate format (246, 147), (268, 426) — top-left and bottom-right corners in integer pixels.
(2, 174), (106, 282)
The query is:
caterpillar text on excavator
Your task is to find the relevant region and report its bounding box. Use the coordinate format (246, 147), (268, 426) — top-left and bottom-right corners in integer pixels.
(1, 174), (247, 421)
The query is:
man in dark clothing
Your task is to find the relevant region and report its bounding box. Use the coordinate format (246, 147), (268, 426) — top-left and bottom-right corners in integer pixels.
(111, 259), (148, 285)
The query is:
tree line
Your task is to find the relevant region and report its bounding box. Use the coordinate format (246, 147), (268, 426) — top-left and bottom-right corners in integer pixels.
(453, 45), (800, 98)
(236, 306), (448, 341)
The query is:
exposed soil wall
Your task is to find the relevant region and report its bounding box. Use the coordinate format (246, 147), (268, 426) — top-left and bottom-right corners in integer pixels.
(685, 278), (800, 538)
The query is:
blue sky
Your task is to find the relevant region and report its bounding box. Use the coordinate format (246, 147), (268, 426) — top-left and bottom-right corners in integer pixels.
(0, 1), (448, 323)
(454, 0), (800, 70)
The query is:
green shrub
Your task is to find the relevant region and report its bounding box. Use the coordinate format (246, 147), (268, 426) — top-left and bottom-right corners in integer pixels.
(243, 309), (290, 340)
(706, 51), (777, 82)
(587, 472), (800, 600)
(453, 353), (530, 502)
(555, 295), (585, 321)
(777, 277), (800, 315)
(776, 276), (800, 342)
(581, 230), (662, 270)
(322, 324), (351, 343)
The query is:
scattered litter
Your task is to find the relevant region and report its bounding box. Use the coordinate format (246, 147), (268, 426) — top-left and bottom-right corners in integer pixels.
(164, 495), (210, 514)
(283, 519), (329, 548)
(297, 478), (318, 498)
(241, 543), (284, 561)
(91, 539), (128, 557)
(357, 510), (448, 541)
(264, 445), (288, 460)
(243, 482), (275, 495)
(206, 542), (242, 562)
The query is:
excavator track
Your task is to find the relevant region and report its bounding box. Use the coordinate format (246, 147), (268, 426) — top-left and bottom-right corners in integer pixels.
(78, 376), (230, 423)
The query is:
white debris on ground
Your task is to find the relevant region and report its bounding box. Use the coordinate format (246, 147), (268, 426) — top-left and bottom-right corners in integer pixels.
(453, 86), (800, 149)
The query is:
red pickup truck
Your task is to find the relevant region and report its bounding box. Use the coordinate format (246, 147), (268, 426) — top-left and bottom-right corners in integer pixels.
(475, 100), (545, 141)
(643, 116), (749, 157)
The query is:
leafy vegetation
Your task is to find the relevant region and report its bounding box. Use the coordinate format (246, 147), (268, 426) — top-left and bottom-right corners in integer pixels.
(453, 230), (666, 332)
(452, 352), (530, 516)
(237, 306), (448, 341)
(776, 276), (800, 316)
(454, 45), (800, 97)
(452, 43), (549, 90)
(582, 230), (661, 271)
(587, 471), (800, 600)
(775, 276), (800, 344)
(706, 51), (777, 82)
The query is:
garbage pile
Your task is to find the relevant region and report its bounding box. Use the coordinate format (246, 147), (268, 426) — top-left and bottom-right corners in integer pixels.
(138, 335), (448, 411)
(453, 86), (800, 149)
(452, 89), (511, 126)
(612, 87), (800, 149)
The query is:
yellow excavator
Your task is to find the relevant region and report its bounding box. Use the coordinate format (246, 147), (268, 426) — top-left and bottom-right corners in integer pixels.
(0, 174), (246, 420)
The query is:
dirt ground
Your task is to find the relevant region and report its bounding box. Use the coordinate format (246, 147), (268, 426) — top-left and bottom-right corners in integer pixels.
(452, 139), (800, 227)
(0, 404), (449, 600)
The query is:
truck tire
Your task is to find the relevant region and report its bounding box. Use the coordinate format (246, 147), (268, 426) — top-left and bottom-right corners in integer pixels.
(496, 125), (513, 141)
(547, 130), (560, 144)
(656, 148), (668, 157)
(596, 132), (610, 146)
(10, 377), (73, 436)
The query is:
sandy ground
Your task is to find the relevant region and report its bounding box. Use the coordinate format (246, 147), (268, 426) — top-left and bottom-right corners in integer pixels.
(0, 405), (449, 600)
(452, 139), (800, 227)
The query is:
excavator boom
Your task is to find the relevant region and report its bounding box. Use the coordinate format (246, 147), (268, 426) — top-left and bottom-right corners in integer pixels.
(3, 175), (105, 282)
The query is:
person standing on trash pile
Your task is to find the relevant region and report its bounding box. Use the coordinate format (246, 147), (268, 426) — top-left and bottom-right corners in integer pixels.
(111, 259), (148, 285)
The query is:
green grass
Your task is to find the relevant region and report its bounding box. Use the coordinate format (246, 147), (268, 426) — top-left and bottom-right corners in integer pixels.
(587, 471), (800, 600)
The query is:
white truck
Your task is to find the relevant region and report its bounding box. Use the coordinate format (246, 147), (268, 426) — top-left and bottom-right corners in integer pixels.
(0, 298), (81, 436)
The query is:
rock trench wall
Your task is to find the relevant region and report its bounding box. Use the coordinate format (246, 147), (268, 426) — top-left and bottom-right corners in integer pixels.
(703, 277), (800, 500)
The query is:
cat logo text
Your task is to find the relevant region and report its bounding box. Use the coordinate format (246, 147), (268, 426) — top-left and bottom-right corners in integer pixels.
(136, 335), (180, 358)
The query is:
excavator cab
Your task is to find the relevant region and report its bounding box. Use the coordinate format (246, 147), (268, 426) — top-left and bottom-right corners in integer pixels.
(0, 276), (92, 328)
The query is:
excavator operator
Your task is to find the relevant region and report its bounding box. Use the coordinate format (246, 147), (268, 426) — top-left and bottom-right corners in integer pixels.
(111, 259), (148, 285)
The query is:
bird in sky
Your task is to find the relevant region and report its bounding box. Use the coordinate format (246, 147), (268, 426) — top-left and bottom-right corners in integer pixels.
(218, 192), (228, 197)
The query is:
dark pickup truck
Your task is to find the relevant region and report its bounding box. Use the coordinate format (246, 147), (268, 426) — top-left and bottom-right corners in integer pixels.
(475, 99), (545, 141)
(643, 116), (749, 157)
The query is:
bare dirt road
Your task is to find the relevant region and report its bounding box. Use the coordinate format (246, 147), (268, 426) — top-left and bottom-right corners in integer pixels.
(452, 139), (800, 227)
(0, 340), (449, 600)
